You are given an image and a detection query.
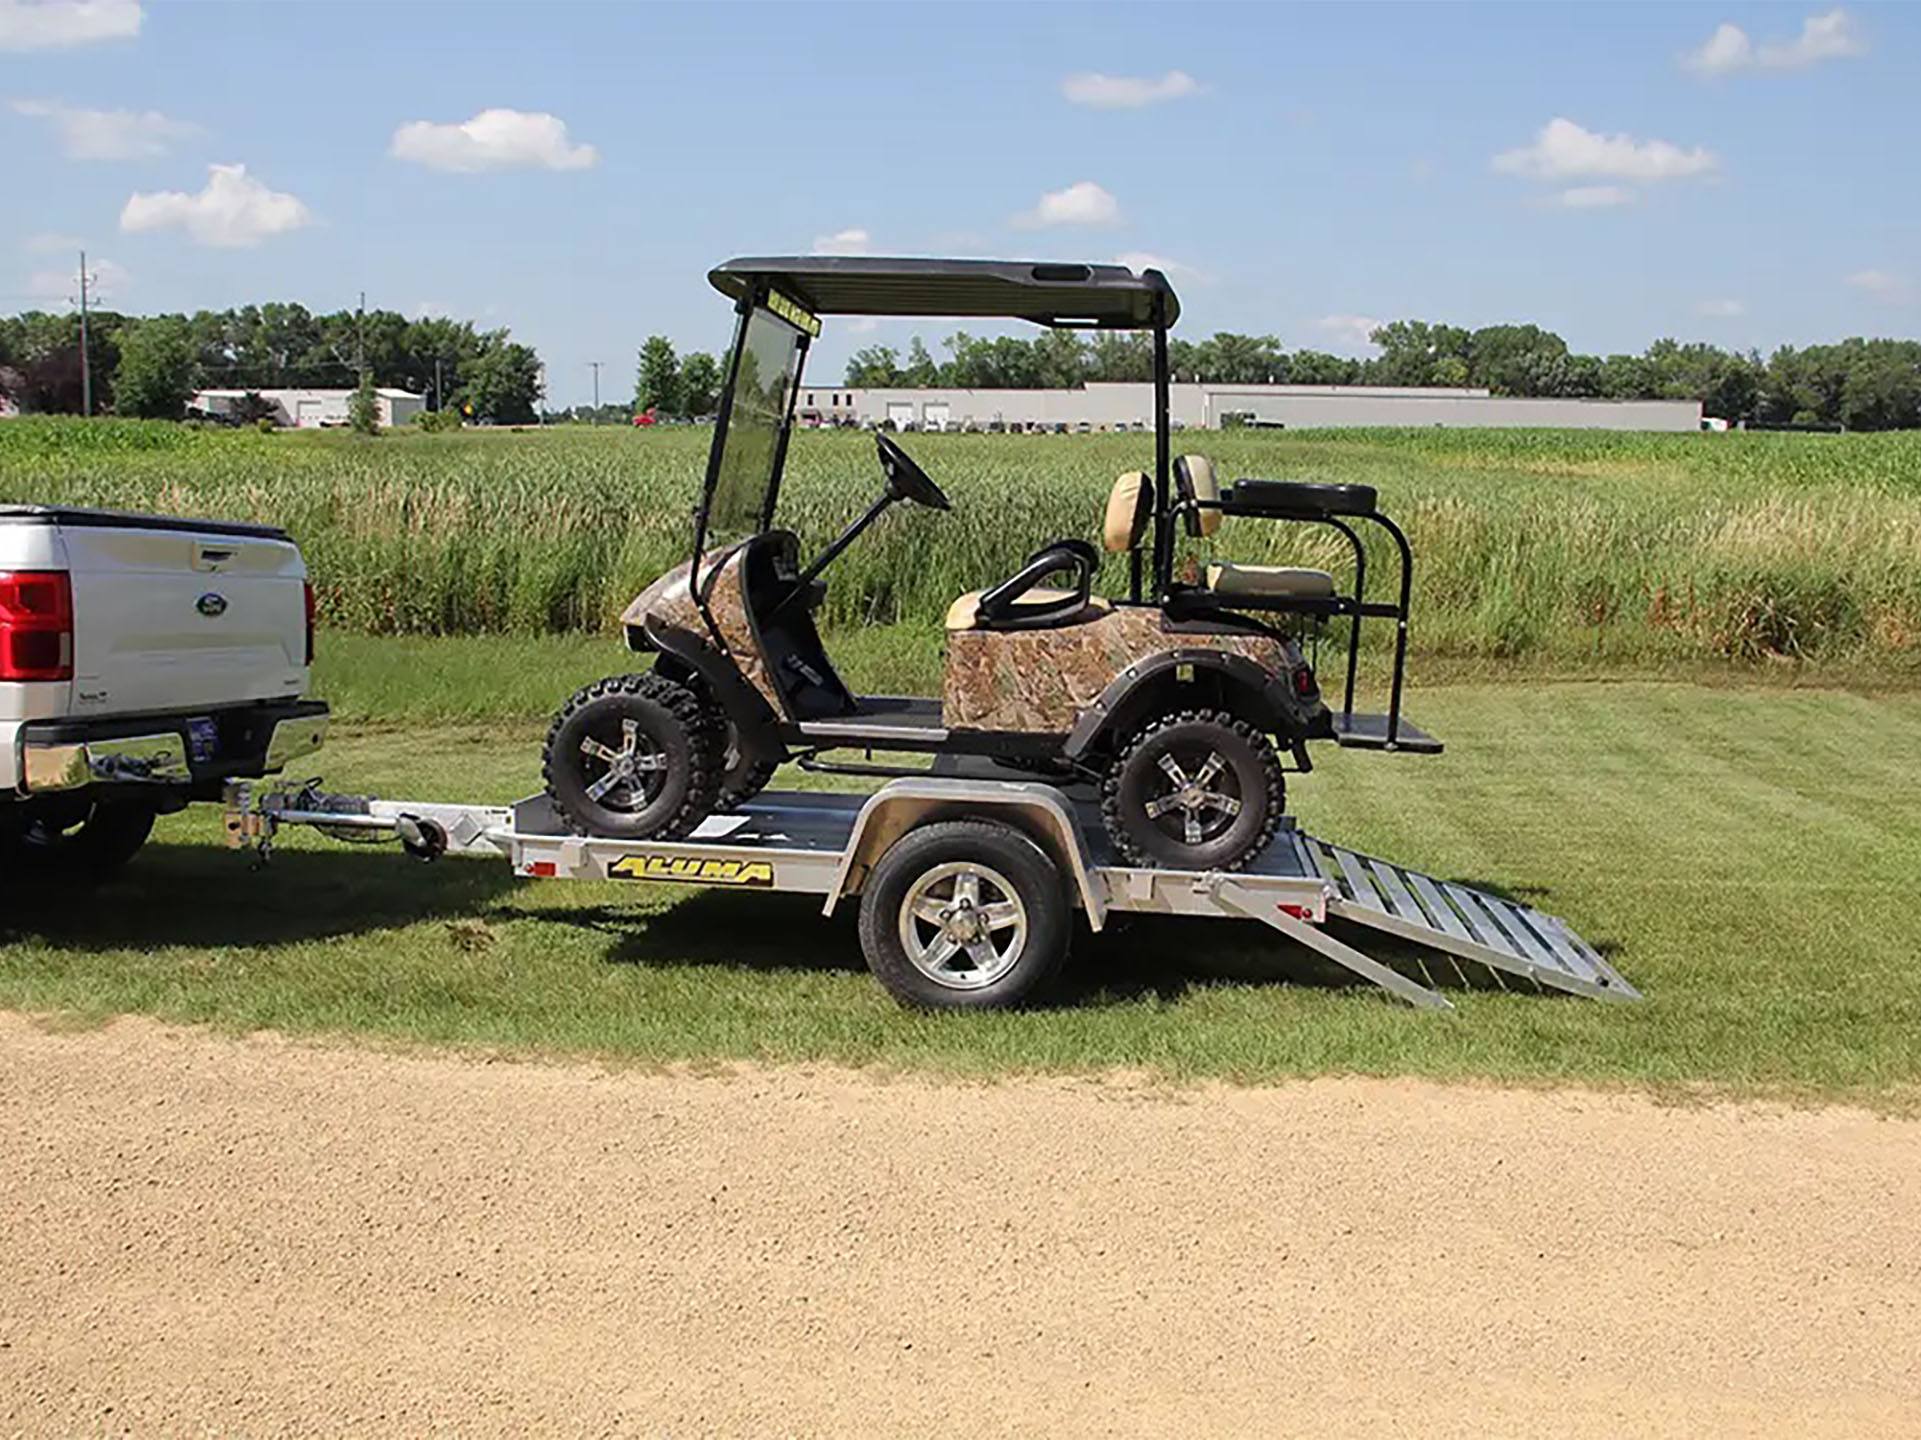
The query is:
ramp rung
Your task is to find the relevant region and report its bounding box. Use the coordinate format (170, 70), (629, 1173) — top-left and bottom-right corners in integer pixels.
(1305, 832), (1638, 1004)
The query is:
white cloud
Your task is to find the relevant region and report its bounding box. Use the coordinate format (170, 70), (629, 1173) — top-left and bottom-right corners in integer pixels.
(120, 163), (312, 248)
(1558, 184), (1637, 208)
(26, 254), (128, 300)
(1846, 269), (1913, 304)
(1695, 298), (1746, 318)
(1061, 69), (1200, 109)
(0, 0), (140, 51)
(389, 108), (597, 173)
(1315, 314), (1382, 352)
(22, 230), (83, 253)
(1013, 180), (1121, 229)
(10, 98), (200, 159)
(1495, 118), (1717, 183)
(811, 227), (871, 255)
(1685, 9), (1864, 75)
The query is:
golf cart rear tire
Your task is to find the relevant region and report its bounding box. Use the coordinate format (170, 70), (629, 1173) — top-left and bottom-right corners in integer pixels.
(1101, 708), (1283, 872)
(543, 673), (721, 839)
(857, 820), (1069, 1011)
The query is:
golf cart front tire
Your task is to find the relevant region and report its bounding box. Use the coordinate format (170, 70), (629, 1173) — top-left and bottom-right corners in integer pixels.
(542, 673), (721, 839)
(857, 820), (1070, 1010)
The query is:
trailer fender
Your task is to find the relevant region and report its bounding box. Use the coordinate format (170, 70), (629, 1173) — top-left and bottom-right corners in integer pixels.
(822, 778), (1107, 930)
(642, 622), (784, 766)
(1062, 648), (1301, 760)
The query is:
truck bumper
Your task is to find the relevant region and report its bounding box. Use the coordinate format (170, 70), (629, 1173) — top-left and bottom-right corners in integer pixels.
(9, 700), (329, 798)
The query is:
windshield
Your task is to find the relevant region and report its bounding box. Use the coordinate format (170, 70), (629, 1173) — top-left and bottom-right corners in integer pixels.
(704, 305), (806, 542)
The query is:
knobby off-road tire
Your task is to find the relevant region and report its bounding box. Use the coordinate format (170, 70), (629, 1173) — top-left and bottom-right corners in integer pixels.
(542, 673), (721, 839)
(857, 820), (1070, 1011)
(715, 720), (779, 813)
(1101, 708), (1284, 872)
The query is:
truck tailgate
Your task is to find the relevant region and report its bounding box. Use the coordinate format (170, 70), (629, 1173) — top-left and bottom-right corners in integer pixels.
(63, 522), (309, 715)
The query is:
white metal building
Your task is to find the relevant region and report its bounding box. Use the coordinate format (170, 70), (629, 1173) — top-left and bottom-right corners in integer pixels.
(191, 387), (427, 429)
(802, 381), (1701, 432)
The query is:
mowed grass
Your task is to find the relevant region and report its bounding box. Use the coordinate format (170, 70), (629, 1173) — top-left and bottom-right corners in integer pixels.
(4, 418), (1920, 673)
(3, 647), (1917, 1102)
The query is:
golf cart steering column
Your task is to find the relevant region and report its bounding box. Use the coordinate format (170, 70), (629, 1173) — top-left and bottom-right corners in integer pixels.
(774, 433), (952, 615)
(776, 489), (901, 613)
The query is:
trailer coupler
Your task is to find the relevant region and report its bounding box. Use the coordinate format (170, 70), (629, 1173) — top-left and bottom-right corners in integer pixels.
(223, 780), (453, 864)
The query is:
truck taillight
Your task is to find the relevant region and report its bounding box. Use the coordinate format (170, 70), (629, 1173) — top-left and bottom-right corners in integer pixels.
(0, 570), (74, 682)
(303, 580), (315, 666)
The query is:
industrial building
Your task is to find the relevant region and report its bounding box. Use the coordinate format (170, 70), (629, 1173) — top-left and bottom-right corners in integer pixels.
(795, 381), (1701, 432)
(190, 387), (427, 429)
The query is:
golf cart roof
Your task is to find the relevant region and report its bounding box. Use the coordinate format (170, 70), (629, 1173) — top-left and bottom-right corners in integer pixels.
(709, 256), (1179, 330)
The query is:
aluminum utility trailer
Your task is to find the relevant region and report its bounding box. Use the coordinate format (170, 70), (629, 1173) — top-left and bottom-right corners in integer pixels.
(223, 776), (1638, 1012)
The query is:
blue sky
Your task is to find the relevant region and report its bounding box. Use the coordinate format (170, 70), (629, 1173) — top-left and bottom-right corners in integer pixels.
(3, 0), (1915, 405)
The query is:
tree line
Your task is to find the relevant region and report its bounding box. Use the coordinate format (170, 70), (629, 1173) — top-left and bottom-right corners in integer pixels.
(842, 324), (1921, 431)
(0, 304), (544, 425)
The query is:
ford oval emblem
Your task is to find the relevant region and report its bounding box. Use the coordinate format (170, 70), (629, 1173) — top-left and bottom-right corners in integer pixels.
(197, 592), (229, 618)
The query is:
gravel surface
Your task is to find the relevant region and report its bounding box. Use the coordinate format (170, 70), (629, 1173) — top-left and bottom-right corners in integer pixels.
(3, 1013), (1918, 1437)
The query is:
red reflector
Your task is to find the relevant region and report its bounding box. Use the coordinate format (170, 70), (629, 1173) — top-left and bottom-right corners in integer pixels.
(526, 860), (557, 878)
(1279, 903), (1317, 921)
(1293, 665), (1316, 697)
(0, 570), (74, 682)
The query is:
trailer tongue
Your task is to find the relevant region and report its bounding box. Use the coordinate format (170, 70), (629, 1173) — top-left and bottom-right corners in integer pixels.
(225, 777), (1634, 1013)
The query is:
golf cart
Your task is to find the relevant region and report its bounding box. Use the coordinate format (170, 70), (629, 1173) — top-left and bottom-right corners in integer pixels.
(544, 257), (1440, 874)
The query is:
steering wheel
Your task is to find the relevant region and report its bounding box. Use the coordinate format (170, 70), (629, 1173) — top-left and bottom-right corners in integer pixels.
(876, 432), (952, 512)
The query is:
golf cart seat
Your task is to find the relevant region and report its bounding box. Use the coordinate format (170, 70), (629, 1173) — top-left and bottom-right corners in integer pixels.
(944, 479), (1150, 633)
(1174, 455), (1336, 605)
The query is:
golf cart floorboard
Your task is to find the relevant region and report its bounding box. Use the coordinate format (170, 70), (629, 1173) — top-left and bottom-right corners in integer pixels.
(1329, 712), (1444, 753)
(798, 695), (947, 742)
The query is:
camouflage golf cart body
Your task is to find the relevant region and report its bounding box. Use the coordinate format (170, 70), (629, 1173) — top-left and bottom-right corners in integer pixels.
(545, 257), (1437, 872)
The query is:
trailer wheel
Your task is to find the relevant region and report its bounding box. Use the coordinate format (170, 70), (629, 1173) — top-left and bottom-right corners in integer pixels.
(1101, 708), (1283, 871)
(543, 673), (721, 839)
(858, 820), (1069, 1010)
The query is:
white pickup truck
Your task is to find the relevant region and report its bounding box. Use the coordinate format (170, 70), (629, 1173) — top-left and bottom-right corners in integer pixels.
(1, 505), (328, 872)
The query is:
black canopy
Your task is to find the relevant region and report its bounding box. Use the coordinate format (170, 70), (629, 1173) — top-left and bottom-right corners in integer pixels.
(708, 256), (1179, 330)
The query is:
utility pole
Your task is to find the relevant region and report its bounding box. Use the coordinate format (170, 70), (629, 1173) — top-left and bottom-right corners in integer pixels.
(434, 355), (444, 412)
(587, 360), (603, 423)
(355, 290), (366, 378)
(77, 250), (93, 417)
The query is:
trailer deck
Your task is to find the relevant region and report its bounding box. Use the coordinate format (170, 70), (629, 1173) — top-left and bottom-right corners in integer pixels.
(227, 776), (1636, 1012)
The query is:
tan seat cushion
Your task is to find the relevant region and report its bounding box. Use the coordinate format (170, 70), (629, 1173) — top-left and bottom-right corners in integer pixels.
(1174, 454), (1222, 537)
(1103, 471), (1151, 553)
(1203, 563), (1336, 600)
(944, 588), (1113, 631)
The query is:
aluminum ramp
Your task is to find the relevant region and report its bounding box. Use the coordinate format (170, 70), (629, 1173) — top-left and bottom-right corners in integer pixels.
(1290, 832), (1639, 1005)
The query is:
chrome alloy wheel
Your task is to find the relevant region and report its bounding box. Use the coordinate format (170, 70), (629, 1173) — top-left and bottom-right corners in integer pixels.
(1142, 748), (1243, 847)
(897, 861), (1029, 990)
(578, 717), (669, 810)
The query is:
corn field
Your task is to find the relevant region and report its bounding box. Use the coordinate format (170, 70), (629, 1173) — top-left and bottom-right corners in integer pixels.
(3, 418), (1918, 670)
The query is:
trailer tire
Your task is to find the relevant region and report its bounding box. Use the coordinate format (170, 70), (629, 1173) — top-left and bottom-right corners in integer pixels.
(858, 820), (1069, 1010)
(1101, 708), (1283, 872)
(543, 673), (721, 839)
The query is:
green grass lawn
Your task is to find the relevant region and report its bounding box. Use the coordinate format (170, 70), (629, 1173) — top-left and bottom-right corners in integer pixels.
(4, 654), (1918, 1103)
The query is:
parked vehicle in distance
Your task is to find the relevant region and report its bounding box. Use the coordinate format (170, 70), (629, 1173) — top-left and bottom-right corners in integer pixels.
(633, 409), (658, 427)
(1, 506), (328, 874)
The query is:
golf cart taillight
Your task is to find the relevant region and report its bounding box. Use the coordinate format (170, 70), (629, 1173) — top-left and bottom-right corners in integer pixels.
(0, 570), (74, 682)
(303, 580), (315, 666)
(1293, 663), (1317, 697)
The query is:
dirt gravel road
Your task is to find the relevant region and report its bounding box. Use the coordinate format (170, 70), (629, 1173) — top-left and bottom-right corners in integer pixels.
(2, 1014), (1917, 1437)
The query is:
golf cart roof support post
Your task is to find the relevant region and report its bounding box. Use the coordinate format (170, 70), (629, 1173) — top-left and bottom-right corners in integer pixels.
(689, 285), (760, 648)
(761, 326), (809, 532)
(1151, 301), (1173, 599)
(1375, 510), (1415, 746)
